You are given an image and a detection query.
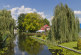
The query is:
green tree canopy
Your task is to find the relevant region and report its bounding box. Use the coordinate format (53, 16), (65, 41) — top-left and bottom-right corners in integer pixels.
(43, 18), (50, 26)
(23, 13), (44, 32)
(18, 13), (26, 32)
(0, 9), (15, 47)
(48, 3), (80, 43)
(0, 9), (15, 36)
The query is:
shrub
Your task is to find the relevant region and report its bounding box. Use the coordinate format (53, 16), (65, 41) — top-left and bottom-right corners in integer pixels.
(42, 34), (46, 39)
(77, 38), (81, 50)
(36, 35), (41, 37)
(0, 32), (3, 47)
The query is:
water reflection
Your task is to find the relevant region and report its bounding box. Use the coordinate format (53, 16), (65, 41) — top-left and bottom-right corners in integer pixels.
(18, 34), (43, 55)
(17, 33), (52, 55)
(1, 33), (80, 55)
(1, 33), (52, 55)
(49, 49), (63, 55)
(7, 45), (14, 55)
(0, 35), (15, 55)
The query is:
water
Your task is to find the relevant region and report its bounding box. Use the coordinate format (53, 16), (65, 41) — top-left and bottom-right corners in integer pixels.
(12, 31), (81, 55)
(13, 34), (52, 55)
(2, 32), (81, 55)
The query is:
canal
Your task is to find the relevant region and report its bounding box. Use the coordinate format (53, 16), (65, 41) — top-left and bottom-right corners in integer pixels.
(14, 34), (52, 55)
(2, 32), (80, 55)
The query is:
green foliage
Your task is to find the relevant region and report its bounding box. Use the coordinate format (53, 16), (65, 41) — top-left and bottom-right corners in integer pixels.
(48, 43), (80, 55)
(36, 35), (41, 37)
(32, 35), (80, 55)
(18, 13), (26, 32)
(48, 28), (52, 40)
(77, 38), (81, 50)
(0, 32), (3, 47)
(0, 47), (8, 54)
(0, 9), (15, 35)
(49, 3), (80, 43)
(42, 34), (46, 39)
(23, 13), (44, 32)
(43, 18), (50, 26)
(0, 9), (15, 47)
(0, 32), (2, 40)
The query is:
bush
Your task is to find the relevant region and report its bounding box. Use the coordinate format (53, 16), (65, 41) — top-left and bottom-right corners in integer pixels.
(47, 29), (52, 40)
(42, 34), (46, 39)
(77, 38), (81, 50)
(36, 35), (41, 37)
(0, 32), (3, 47)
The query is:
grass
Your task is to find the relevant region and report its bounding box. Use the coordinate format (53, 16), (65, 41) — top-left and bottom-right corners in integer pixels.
(31, 37), (81, 55)
(32, 35), (47, 40)
(31, 35), (81, 52)
(60, 41), (77, 49)
(29, 34), (81, 55)
(30, 36), (45, 45)
(59, 41), (81, 52)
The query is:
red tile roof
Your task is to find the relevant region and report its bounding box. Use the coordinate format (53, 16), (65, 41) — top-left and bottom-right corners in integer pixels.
(40, 25), (50, 30)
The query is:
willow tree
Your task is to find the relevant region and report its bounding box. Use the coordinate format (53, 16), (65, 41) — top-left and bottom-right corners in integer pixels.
(0, 9), (15, 46)
(0, 9), (14, 36)
(50, 3), (80, 43)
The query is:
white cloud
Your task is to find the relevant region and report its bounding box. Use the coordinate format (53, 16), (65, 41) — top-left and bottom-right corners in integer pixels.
(10, 5), (46, 20)
(38, 12), (46, 18)
(74, 11), (81, 14)
(74, 11), (81, 23)
(48, 16), (54, 25)
(79, 18), (81, 23)
(3, 5), (10, 8)
(48, 16), (54, 22)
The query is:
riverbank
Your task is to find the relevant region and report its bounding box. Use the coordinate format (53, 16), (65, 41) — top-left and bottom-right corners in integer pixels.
(59, 42), (81, 52)
(22, 32), (46, 36)
(30, 36), (81, 55)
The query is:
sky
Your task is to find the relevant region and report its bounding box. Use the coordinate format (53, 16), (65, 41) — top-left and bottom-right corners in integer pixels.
(0, 0), (81, 24)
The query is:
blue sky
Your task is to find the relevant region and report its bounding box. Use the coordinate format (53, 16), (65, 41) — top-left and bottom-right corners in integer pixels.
(0, 0), (81, 24)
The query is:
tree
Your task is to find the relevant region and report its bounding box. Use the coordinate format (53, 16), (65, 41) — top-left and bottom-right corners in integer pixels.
(77, 38), (81, 50)
(18, 13), (26, 32)
(48, 3), (80, 43)
(0, 9), (15, 36)
(0, 32), (3, 47)
(0, 9), (15, 47)
(23, 13), (44, 32)
(43, 18), (50, 26)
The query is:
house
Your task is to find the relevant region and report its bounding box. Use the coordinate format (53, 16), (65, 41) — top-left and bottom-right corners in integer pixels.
(36, 24), (50, 33)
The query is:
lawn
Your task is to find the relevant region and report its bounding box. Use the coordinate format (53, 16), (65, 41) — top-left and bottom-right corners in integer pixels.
(32, 35), (47, 40)
(60, 41), (81, 52)
(31, 36), (81, 52)
(31, 37), (81, 55)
